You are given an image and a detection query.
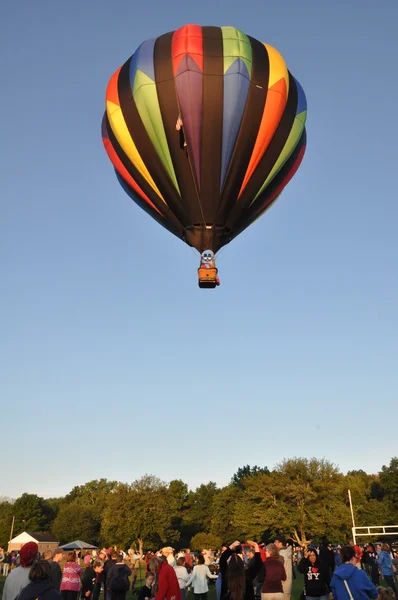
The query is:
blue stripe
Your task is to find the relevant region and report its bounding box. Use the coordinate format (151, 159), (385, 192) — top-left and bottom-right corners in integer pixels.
(221, 58), (250, 188)
(294, 76), (307, 115)
(129, 38), (156, 85)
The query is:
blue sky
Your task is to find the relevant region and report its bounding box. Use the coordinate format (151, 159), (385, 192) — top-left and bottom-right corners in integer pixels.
(2, 0), (397, 499)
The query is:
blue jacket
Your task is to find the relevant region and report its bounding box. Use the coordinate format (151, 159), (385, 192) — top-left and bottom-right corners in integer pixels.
(377, 550), (393, 576)
(330, 563), (378, 600)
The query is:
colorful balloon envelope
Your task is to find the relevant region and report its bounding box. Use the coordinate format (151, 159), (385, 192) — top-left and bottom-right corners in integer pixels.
(102, 24), (307, 263)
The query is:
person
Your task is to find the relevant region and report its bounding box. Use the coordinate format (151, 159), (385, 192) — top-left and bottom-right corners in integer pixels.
(103, 551), (117, 600)
(187, 554), (218, 600)
(319, 540), (335, 585)
(175, 557), (190, 600)
(19, 560), (61, 600)
(2, 552), (11, 578)
(149, 556), (182, 600)
(297, 548), (329, 600)
(60, 551), (83, 600)
(363, 544), (379, 586)
(2, 542), (39, 600)
(220, 541), (262, 600)
(137, 572), (155, 600)
(47, 548), (64, 592)
(162, 548), (176, 568)
(377, 544), (397, 596)
(274, 536), (292, 600)
(184, 549), (193, 573)
(81, 559), (104, 599)
(348, 540), (363, 568)
(330, 545), (378, 600)
(106, 553), (131, 600)
(261, 544), (286, 600)
(376, 587), (395, 600)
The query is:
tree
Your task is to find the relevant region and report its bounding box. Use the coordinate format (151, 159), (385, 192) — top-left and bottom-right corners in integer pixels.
(64, 479), (118, 521)
(232, 458), (348, 545)
(101, 475), (179, 549)
(13, 494), (55, 533)
(52, 504), (100, 545)
(0, 502), (13, 547)
(231, 466), (270, 489)
(190, 532), (222, 551)
(379, 458), (398, 513)
(210, 485), (244, 543)
(184, 483), (218, 535)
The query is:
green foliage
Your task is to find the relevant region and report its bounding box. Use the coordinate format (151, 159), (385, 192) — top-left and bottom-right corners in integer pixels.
(0, 502), (13, 547)
(184, 482), (218, 535)
(190, 532), (222, 551)
(52, 503), (100, 545)
(379, 457), (398, 513)
(13, 493), (55, 533)
(231, 465), (270, 489)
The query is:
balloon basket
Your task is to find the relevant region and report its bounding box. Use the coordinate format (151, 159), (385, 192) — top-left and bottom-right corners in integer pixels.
(198, 267), (219, 289)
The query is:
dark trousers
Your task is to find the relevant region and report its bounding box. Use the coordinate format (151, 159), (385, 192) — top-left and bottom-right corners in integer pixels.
(61, 591), (79, 600)
(384, 576), (397, 595)
(194, 593), (208, 600)
(92, 583), (101, 600)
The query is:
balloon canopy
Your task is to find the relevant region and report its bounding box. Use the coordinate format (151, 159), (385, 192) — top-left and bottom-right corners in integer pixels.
(102, 24), (307, 254)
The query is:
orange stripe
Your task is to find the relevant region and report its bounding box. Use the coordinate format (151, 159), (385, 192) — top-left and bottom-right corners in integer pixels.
(102, 137), (163, 217)
(106, 67), (121, 106)
(239, 78), (287, 197)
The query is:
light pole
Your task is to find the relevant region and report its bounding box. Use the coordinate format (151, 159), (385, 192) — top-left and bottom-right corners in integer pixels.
(348, 489), (357, 544)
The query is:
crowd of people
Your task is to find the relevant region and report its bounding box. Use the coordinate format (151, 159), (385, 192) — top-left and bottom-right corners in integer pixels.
(1, 537), (398, 600)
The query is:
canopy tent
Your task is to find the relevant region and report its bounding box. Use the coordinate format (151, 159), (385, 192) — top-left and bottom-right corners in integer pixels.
(60, 540), (98, 550)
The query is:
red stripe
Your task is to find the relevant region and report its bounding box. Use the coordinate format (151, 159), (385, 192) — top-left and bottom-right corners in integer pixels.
(102, 137), (164, 217)
(172, 24), (203, 76)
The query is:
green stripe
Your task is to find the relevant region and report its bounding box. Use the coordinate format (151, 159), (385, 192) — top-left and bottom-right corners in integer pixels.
(253, 110), (307, 202)
(133, 69), (180, 195)
(221, 26), (252, 76)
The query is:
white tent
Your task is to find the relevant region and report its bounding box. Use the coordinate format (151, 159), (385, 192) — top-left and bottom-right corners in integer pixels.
(8, 531), (59, 553)
(8, 532), (37, 551)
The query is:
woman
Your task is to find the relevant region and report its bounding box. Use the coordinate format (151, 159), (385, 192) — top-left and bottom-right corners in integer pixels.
(261, 544), (286, 600)
(187, 554), (218, 600)
(298, 548), (329, 600)
(330, 545), (377, 600)
(378, 544), (397, 596)
(219, 540), (262, 600)
(174, 557), (190, 600)
(19, 560), (61, 600)
(60, 551), (83, 600)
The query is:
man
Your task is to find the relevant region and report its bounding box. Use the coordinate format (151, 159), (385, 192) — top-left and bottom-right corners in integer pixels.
(162, 547), (176, 567)
(2, 542), (39, 600)
(104, 551), (117, 600)
(349, 540), (363, 568)
(92, 551), (107, 600)
(274, 536), (292, 600)
(148, 556), (182, 600)
(0, 547), (5, 576)
(184, 549), (193, 572)
(47, 547), (64, 591)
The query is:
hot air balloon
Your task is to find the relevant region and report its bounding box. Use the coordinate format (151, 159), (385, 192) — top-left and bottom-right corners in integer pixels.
(102, 24), (307, 288)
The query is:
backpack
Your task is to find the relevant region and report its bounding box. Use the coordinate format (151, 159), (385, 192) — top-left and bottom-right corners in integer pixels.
(111, 566), (130, 592)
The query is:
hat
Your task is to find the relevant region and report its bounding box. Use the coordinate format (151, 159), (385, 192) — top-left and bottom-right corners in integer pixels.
(52, 547), (64, 558)
(274, 535), (286, 545)
(20, 542), (39, 567)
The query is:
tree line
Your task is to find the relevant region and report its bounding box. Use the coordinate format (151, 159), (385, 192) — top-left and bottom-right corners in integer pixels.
(1, 457), (397, 551)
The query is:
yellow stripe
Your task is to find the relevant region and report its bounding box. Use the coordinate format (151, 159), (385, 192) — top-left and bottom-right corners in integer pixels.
(263, 43), (289, 92)
(106, 100), (165, 203)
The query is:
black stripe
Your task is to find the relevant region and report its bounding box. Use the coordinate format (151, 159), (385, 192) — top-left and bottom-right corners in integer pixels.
(216, 36), (269, 224)
(200, 26), (224, 223)
(226, 71), (299, 229)
(233, 128), (307, 234)
(104, 113), (183, 237)
(118, 59), (190, 227)
(154, 32), (201, 226)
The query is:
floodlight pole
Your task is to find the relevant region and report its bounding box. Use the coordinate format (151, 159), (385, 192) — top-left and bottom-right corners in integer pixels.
(348, 489), (356, 544)
(9, 515), (15, 543)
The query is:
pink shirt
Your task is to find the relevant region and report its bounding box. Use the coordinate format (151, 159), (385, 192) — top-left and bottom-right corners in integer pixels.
(60, 561), (83, 591)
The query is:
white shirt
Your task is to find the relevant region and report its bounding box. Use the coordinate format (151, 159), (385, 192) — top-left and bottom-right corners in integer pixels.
(187, 564), (218, 593)
(167, 554), (176, 567)
(174, 565), (190, 589)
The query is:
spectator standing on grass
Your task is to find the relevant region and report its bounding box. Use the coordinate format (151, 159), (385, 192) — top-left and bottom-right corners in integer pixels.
(349, 540), (363, 568)
(261, 544), (286, 600)
(18, 560), (61, 600)
(60, 552), (83, 600)
(330, 545), (377, 600)
(81, 560), (104, 599)
(107, 554), (131, 600)
(187, 554), (218, 600)
(378, 544), (397, 597)
(2, 543), (39, 600)
(298, 548), (329, 600)
(149, 556), (182, 600)
(220, 541), (262, 600)
(363, 544), (379, 586)
(274, 536), (292, 600)
(175, 556), (190, 600)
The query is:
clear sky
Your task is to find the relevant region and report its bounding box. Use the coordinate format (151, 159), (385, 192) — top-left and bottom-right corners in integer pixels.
(2, 0), (397, 499)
